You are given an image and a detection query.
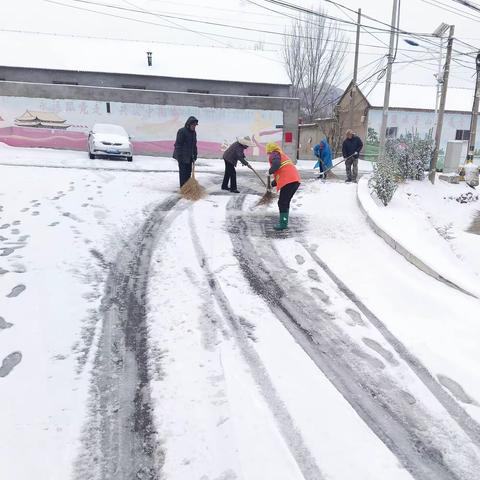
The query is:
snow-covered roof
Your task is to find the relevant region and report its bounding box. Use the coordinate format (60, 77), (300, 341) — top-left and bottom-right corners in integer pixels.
(0, 31), (290, 86)
(365, 82), (474, 112)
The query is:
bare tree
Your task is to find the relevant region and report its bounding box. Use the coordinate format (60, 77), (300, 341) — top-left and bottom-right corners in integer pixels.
(284, 9), (347, 121)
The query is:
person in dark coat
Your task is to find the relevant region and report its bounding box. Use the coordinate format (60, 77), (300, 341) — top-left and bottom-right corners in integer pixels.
(221, 136), (254, 193)
(173, 116), (198, 187)
(342, 129), (363, 183)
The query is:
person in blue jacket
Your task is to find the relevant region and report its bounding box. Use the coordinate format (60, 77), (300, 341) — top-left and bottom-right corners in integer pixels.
(313, 139), (332, 179)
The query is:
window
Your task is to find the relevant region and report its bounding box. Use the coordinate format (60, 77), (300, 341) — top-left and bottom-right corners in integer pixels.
(106, 102), (111, 114)
(248, 93), (270, 97)
(386, 127), (398, 138)
(455, 129), (470, 140)
(121, 84), (146, 89)
(52, 80), (79, 85)
(187, 89), (210, 94)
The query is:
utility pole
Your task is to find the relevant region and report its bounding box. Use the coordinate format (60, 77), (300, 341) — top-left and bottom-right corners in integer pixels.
(467, 53), (480, 163)
(349, 9), (361, 132)
(429, 24), (455, 184)
(353, 8), (361, 85)
(378, 0), (399, 161)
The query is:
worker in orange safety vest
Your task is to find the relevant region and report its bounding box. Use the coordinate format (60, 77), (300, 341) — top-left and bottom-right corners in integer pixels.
(266, 142), (301, 231)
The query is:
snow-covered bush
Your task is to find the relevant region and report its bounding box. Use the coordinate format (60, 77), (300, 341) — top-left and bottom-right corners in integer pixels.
(369, 157), (398, 206)
(385, 132), (433, 181)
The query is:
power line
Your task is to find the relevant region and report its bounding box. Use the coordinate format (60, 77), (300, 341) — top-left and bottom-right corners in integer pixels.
(257, 0), (476, 57)
(45, 0), (424, 51)
(42, 0), (443, 57)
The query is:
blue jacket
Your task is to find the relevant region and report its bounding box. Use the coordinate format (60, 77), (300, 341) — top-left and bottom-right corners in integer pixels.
(313, 140), (332, 169)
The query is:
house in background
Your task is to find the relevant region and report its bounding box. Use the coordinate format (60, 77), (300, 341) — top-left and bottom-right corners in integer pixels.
(300, 81), (478, 164)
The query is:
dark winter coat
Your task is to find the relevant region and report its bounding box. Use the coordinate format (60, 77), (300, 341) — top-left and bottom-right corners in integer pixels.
(342, 135), (363, 159)
(173, 116), (198, 164)
(223, 141), (249, 167)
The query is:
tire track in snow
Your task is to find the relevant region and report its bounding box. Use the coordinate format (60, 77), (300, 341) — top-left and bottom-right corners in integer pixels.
(297, 238), (480, 448)
(188, 210), (326, 480)
(226, 194), (480, 480)
(74, 195), (188, 480)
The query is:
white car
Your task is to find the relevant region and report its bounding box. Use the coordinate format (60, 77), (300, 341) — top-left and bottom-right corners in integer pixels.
(88, 123), (133, 162)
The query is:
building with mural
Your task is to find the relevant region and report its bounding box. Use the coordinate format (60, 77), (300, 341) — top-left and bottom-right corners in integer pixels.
(301, 81), (478, 166)
(0, 31), (299, 160)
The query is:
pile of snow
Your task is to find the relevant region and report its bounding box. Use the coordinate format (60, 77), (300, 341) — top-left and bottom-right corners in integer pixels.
(358, 175), (480, 297)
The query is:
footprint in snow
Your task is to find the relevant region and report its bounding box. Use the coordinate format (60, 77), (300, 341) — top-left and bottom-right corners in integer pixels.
(0, 352), (22, 377)
(0, 267), (8, 275)
(6, 284), (26, 298)
(0, 224), (10, 230)
(438, 374), (478, 405)
(295, 254), (305, 265)
(400, 390), (417, 406)
(11, 229), (20, 235)
(12, 221), (21, 226)
(0, 235), (7, 241)
(11, 264), (26, 273)
(345, 308), (366, 327)
(21, 208), (29, 212)
(49, 222), (60, 227)
(1, 248), (15, 257)
(30, 200), (38, 204)
(307, 269), (321, 282)
(362, 338), (399, 366)
(31, 211), (40, 216)
(311, 287), (330, 304)
(0, 317), (13, 330)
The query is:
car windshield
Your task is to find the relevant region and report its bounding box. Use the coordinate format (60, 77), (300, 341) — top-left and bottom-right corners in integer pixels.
(93, 124), (127, 136)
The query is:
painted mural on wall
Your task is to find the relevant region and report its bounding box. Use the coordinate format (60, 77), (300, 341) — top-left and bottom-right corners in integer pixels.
(0, 96), (283, 157)
(365, 109), (477, 161)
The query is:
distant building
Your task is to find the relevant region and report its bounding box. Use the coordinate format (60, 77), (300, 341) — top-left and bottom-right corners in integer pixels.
(299, 81), (478, 164)
(0, 32), (299, 159)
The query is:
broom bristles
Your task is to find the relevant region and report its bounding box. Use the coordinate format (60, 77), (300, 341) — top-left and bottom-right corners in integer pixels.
(180, 177), (206, 201)
(256, 189), (275, 206)
(180, 164), (206, 201)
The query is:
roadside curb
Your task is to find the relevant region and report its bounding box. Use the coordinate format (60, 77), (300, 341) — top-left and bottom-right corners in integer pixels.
(357, 175), (479, 299)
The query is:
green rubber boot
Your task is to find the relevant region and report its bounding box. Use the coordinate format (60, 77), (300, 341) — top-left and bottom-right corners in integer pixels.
(274, 212), (289, 231)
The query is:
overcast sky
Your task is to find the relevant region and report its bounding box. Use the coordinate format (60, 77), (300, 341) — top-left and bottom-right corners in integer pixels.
(1, 0), (479, 91)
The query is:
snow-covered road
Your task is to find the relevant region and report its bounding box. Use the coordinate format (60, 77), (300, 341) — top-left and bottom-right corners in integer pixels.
(1, 148), (479, 480)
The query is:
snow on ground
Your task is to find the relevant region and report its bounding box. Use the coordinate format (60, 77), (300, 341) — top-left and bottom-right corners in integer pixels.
(0, 156), (186, 479)
(296, 178), (480, 424)
(1, 145), (479, 480)
(358, 175), (480, 297)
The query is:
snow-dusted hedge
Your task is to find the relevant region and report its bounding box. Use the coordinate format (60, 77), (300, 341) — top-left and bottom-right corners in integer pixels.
(385, 132), (433, 181)
(369, 157), (398, 206)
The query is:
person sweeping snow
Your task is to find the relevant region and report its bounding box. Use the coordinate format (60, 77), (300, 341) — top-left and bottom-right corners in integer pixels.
(313, 139), (332, 179)
(173, 116), (198, 188)
(342, 129), (363, 183)
(221, 136), (255, 193)
(266, 142), (301, 231)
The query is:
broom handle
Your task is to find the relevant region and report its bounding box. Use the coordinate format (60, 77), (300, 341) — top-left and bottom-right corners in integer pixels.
(191, 161), (196, 179)
(248, 164), (268, 188)
(319, 152), (357, 175)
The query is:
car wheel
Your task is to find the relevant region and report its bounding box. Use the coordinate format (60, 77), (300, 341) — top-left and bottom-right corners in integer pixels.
(127, 156), (133, 162)
(89, 152), (95, 159)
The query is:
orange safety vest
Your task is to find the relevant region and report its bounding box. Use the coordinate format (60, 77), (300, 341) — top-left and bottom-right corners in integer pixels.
(269, 151), (301, 191)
